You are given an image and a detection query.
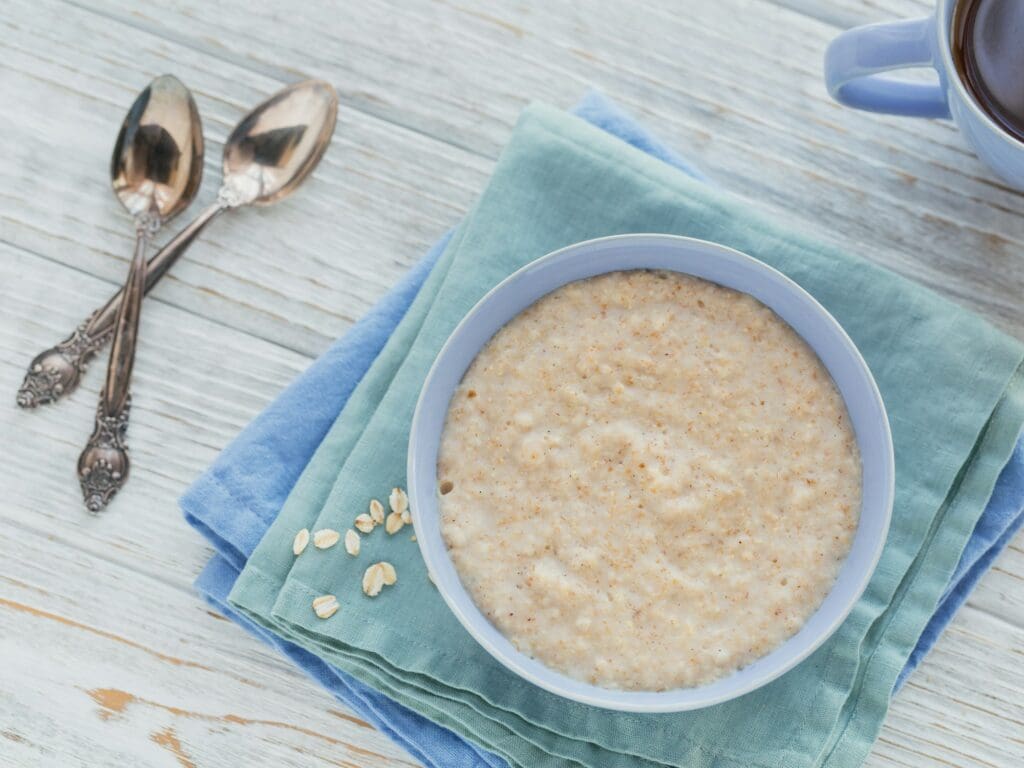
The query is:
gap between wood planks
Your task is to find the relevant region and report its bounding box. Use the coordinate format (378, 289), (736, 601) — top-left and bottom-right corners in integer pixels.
(0, 234), (323, 364)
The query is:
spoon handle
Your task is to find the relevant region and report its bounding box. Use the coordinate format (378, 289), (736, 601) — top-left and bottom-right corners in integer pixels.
(16, 200), (226, 408)
(77, 219), (153, 512)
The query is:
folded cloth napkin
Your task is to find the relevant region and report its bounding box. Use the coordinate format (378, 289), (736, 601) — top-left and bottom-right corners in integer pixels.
(182, 93), (1024, 768)
(184, 93), (695, 768)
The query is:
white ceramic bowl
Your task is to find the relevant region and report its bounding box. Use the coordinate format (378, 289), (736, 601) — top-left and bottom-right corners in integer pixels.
(408, 234), (894, 712)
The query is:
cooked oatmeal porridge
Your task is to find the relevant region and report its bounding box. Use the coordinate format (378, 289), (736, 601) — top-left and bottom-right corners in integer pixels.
(437, 269), (861, 691)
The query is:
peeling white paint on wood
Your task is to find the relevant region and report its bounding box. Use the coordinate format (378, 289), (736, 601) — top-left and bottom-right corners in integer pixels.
(1, 0), (1021, 766)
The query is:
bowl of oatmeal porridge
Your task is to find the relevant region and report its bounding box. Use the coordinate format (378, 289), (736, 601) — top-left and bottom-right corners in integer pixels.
(408, 234), (893, 712)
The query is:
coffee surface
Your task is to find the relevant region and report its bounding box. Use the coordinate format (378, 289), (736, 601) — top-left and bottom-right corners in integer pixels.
(954, 0), (1024, 141)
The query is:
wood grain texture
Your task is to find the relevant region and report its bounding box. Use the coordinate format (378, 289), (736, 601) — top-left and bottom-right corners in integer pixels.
(79, 0), (1024, 334)
(0, 0), (1021, 766)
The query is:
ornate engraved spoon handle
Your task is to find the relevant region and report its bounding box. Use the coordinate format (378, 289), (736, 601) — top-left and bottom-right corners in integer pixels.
(16, 307), (115, 408)
(77, 217), (154, 512)
(16, 200), (227, 409)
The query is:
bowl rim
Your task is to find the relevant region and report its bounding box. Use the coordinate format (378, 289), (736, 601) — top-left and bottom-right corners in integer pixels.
(408, 233), (894, 712)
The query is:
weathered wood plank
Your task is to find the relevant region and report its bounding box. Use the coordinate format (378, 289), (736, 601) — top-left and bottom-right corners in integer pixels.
(1, 243), (301, 575)
(772, 0), (932, 29)
(2, 0), (492, 358)
(876, 605), (1024, 768)
(0, 243), (423, 766)
(0, 526), (416, 768)
(76, 0), (1024, 336)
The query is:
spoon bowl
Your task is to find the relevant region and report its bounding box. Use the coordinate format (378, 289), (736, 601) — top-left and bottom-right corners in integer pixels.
(111, 74), (204, 221)
(222, 79), (338, 206)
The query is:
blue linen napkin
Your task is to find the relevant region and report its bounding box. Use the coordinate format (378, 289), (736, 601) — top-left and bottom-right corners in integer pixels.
(182, 91), (1024, 765)
(895, 436), (1024, 690)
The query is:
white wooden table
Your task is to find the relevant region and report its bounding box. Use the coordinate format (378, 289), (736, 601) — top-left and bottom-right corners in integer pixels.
(2, 1), (1022, 765)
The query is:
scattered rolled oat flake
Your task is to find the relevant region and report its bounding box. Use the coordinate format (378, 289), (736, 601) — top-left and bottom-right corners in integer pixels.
(385, 511), (404, 535)
(401, 509), (412, 525)
(362, 564), (385, 597)
(312, 595), (339, 619)
(379, 561), (397, 586)
(410, 534), (416, 542)
(354, 514), (376, 533)
(369, 498), (385, 525)
(344, 529), (360, 556)
(389, 486), (408, 516)
(292, 528), (310, 556)
(313, 529), (341, 549)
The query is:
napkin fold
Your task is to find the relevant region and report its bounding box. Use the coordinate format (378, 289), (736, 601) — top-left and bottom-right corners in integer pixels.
(183, 93), (1024, 768)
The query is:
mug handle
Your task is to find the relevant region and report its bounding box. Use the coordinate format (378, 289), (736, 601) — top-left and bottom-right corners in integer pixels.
(824, 17), (951, 119)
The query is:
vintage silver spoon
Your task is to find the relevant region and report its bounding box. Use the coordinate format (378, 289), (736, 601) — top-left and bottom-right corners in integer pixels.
(77, 75), (203, 512)
(76, 79), (338, 511)
(17, 79), (339, 408)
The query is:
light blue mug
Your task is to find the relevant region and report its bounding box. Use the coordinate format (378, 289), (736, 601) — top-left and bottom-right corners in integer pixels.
(825, 0), (1024, 188)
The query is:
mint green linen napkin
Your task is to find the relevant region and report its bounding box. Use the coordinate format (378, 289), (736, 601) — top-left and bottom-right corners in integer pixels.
(229, 104), (1024, 768)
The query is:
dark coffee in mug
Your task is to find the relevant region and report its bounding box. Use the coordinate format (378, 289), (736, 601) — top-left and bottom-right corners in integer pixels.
(952, 0), (1024, 141)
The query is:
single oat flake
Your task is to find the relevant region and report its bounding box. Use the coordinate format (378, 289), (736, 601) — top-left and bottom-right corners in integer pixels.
(312, 595), (339, 619)
(389, 486), (408, 516)
(385, 512), (404, 535)
(379, 561), (397, 586)
(313, 529), (341, 549)
(362, 564), (386, 597)
(292, 528), (310, 556)
(354, 514), (375, 533)
(369, 498), (385, 525)
(344, 529), (360, 556)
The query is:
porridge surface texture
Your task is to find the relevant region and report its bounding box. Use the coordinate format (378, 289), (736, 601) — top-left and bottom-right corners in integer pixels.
(437, 270), (861, 690)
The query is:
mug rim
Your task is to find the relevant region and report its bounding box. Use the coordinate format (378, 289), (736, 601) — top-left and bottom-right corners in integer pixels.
(936, 0), (1024, 151)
